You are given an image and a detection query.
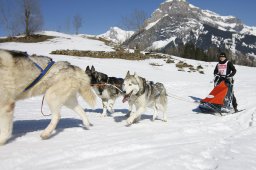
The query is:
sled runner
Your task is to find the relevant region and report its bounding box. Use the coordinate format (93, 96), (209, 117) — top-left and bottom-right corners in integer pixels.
(199, 80), (235, 115)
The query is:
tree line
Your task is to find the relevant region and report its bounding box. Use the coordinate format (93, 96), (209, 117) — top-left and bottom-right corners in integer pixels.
(163, 42), (217, 62)
(161, 42), (255, 66)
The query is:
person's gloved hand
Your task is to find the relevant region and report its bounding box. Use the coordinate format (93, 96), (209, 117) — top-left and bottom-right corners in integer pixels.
(225, 75), (233, 83)
(227, 75), (233, 80)
(214, 74), (220, 83)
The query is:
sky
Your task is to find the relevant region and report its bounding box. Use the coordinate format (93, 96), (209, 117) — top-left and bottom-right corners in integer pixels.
(0, 0), (255, 36)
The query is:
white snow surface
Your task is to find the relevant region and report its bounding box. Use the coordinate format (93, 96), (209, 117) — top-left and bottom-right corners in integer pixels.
(1, 31), (256, 170)
(0, 31), (114, 56)
(145, 18), (162, 30)
(149, 37), (176, 50)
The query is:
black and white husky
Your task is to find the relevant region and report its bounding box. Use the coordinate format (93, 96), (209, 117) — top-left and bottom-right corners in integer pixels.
(85, 66), (124, 116)
(122, 71), (168, 125)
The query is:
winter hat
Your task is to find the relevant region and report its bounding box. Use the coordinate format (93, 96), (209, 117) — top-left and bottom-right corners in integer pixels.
(218, 52), (226, 58)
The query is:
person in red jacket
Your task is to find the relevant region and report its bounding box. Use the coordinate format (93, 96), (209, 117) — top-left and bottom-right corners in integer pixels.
(214, 52), (238, 112)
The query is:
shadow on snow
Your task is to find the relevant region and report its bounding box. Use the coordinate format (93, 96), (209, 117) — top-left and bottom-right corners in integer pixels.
(9, 118), (84, 144)
(8, 108), (163, 144)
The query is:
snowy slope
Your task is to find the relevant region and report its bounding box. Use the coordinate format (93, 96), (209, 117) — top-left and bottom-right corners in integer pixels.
(0, 31), (114, 56)
(0, 32), (256, 170)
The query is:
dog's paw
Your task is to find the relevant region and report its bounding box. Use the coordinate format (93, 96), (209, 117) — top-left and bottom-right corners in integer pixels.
(82, 126), (90, 130)
(125, 113), (131, 118)
(163, 119), (168, 122)
(83, 123), (92, 130)
(134, 117), (141, 123)
(101, 113), (107, 117)
(83, 120), (93, 128)
(152, 116), (157, 121)
(108, 109), (114, 114)
(126, 117), (134, 125)
(40, 132), (50, 140)
(0, 139), (7, 145)
(125, 124), (132, 127)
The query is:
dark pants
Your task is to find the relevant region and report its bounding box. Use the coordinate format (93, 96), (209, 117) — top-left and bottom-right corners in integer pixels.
(214, 77), (238, 110)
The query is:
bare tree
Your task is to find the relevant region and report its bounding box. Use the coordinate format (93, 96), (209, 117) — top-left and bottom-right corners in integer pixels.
(21, 0), (43, 36)
(73, 14), (82, 34)
(122, 9), (148, 32)
(121, 9), (148, 52)
(0, 0), (43, 36)
(65, 17), (71, 34)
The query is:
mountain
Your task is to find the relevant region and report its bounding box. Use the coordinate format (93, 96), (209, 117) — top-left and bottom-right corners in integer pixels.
(124, 0), (256, 66)
(98, 27), (134, 44)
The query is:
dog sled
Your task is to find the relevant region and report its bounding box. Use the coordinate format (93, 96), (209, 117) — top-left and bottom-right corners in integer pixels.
(198, 78), (236, 115)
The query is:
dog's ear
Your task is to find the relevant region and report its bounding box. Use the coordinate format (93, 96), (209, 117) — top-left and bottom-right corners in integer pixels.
(134, 72), (140, 83)
(126, 71), (130, 77)
(134, 74), (146, 94)
(140, 77), (146, 94)
(134, 72), (138, 79)
(85, 66), (90, 71)
(91, 65), (95, 72)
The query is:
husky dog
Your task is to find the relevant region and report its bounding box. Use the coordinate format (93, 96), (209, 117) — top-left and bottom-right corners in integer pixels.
(0, 50), (96, 145)
(122, 71), (167, 125)
(85, 66), (124, 116)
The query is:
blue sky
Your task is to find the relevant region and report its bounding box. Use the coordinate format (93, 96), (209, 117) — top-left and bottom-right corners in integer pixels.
(0, 0), (255, 36)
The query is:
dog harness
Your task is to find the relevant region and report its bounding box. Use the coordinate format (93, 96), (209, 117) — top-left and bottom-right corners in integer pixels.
(23, 56), (55, 92)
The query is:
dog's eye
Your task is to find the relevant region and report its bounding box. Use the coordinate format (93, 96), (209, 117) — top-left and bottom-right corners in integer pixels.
(129, 83), (132, 86)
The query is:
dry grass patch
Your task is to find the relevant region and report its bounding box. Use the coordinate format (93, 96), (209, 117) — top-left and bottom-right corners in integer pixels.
(51, 49), (164, 60)
(175, 61), (205, 74)
(149, 62), (163, 66)
(175, 61), (193, 69)
(0, 34), (55, 43)
(166, 57), (175, 64)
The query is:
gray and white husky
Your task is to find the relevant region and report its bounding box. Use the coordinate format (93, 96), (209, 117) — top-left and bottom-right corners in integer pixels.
(85, 65), (124, 116)
(0, 49), (96, 145)
(122, 71), (168, 125)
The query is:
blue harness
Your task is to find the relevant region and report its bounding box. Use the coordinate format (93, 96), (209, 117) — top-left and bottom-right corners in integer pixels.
(23, 58), (55, 92)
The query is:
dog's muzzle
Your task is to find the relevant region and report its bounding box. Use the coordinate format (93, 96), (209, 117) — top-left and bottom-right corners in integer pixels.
(122, 91), (133, 103)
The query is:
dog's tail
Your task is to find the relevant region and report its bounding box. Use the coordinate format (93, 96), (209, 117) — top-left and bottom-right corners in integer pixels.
(156, 83), (168, 112)
(76, 68), (96, 108)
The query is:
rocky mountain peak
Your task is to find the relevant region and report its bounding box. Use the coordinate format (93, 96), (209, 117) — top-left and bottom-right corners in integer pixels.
(146, 0), (191, 27)
(124, 0), (256, 66)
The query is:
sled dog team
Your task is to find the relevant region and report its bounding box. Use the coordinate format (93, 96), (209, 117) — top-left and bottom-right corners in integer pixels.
(0, 50), (167, 145)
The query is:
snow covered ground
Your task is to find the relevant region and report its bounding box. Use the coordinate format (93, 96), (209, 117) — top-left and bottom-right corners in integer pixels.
(0, 32), (256, 170)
